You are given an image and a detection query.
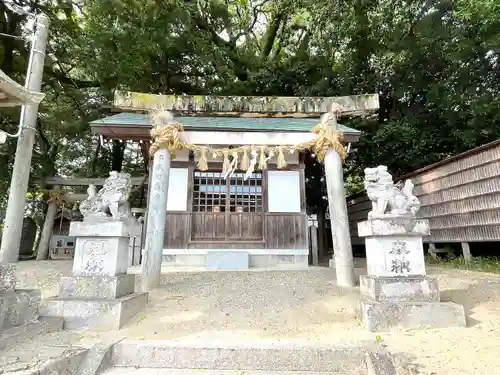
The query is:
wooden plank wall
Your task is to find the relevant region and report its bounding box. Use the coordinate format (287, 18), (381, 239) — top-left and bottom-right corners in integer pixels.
(164, 212), (307, 249)
(347, 141), (500, 244)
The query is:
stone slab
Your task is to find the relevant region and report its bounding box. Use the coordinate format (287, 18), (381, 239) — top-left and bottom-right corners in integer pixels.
(365, 350), (397, 375)
(206, 251), (249, 270)
(110, 340), (370, 373)
(358, 218), (430, 237)
(16, 348), (88, 375)
(358, 299), (467, 332)
(73, 237), (130, 277)
(0, 264), (16, 293)
(101, 369), (354, 375)
(360, 275), (440, 302)
(365, 236), (426, 277)
(70, 221), (132, 238)
(40, 292), (148, 331)
(0, 316), (63, 350)
(75, 337), (124, 375)
(59, 275), (135, 300)
(0, 289), (40, 331)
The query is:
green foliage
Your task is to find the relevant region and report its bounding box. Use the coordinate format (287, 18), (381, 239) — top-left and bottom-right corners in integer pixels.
(427, 256), (500, 274)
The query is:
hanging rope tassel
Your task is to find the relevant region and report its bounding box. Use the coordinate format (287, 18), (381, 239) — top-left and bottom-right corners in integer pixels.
(240, 147), (250, 171)
(275, 147), (287, 169)
(257, 147), (267, 170)
(222, 150), (231, 174)
(197, 147), (209, 171)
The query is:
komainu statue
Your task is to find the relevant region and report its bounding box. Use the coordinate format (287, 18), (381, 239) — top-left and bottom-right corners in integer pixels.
(79, 171), (132, 221)
(364, 165), (420, 218)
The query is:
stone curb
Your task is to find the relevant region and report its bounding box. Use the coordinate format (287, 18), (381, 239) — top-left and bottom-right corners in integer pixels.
(365, 347), (397, 375)
(5, 348), (88, 375)
(75, 337), (126, 375)
(108, 339), (394, 373)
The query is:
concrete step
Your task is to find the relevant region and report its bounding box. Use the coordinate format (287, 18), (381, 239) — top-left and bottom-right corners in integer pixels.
(0, 316), (63, 350)
(102, 369), (348, 375)
(109, 340), (395, 375)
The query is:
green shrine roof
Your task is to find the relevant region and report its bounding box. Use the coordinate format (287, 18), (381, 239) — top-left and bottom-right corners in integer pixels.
(90, 113), (361, 134)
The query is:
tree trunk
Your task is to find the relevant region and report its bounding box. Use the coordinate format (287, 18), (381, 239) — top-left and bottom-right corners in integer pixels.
(111, 140), (126, 172)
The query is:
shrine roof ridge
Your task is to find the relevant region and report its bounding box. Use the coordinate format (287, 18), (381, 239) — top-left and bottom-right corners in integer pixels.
(90, 113), (361, 134)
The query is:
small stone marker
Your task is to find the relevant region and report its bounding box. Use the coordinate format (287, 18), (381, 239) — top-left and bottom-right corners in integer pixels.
(357, 166), (467, 331)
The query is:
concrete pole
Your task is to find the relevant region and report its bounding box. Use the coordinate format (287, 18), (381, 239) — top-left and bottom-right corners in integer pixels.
(324, 149), (356, 287)
(140, 149), (171, 292)
(36, 188), (60, 260)
(0, 14), (50, 264)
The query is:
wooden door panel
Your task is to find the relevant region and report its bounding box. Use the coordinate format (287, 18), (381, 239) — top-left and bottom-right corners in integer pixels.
(191, 213), (225, 240)
(228, 213), (263, 240)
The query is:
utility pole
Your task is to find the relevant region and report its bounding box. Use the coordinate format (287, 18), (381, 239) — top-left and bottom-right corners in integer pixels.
(0, 14), (50, 263)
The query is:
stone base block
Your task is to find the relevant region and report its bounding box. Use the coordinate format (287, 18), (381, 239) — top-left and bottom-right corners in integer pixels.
(0, 264), (16, 293)
(0, 289), (40, 331)
(0, 316), (63, 350)
(73, 236), (130, 277)
(358, 299), (466, 332)
(59, 274), (135, 300)
(40, 292), (148, 331)
(360, 275), (440, 302)
(70, 220), (132, 237)
(206, 251), (249, 270)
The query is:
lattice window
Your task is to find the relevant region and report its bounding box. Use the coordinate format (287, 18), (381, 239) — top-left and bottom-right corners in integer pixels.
(192, 171), (263, 213)
(193, 171), (227, 212)
(228, 172), (263, 213)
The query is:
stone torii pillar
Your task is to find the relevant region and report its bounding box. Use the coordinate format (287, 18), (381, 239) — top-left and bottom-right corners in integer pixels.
(320, 106), (356, 287)
(140, 111), (174, 292)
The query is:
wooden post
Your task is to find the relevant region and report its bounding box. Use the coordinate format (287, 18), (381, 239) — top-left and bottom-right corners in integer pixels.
(461, 242), (472, 262)
(310, 225), (319, 266)
(35, 186), (60, 260)
(428, 243), (438, 260)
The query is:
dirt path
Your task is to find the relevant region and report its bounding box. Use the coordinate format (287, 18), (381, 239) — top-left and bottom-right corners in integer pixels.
(12, 260), (500, 375)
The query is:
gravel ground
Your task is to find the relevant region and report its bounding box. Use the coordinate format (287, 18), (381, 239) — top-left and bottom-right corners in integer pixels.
(9, 260), (500, 375)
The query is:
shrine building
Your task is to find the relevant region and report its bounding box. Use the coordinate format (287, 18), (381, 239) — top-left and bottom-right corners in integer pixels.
(91, 114), (360, 270)
(88, 92), (373, 272)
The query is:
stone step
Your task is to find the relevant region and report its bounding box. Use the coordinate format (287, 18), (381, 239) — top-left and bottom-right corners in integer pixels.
(102, 369), (351, 375)
(0, 316), (63, 350)
(0, 289), (41, 331)
(40, 292), (148, 330)
(109, 340), (394, 374)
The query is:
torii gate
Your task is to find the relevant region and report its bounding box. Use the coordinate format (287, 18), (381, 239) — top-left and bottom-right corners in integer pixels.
(113, 91), (380, 291)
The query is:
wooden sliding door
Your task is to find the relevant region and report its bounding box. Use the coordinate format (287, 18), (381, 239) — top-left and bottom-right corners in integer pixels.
(191, 170), (264, 241)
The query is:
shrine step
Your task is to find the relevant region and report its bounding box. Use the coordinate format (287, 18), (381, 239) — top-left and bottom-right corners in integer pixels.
(0, 316), (63, 350)
(102, 369), (354, 375)
(108, 340), (396, 375)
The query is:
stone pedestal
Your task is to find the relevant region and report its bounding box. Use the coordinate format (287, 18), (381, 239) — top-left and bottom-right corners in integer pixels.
(357, 217), (466, 331)
(0, 264), (62, 349)
(41, 220), (148, 330)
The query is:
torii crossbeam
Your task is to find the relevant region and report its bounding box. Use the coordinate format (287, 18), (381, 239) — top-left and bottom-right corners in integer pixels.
(114, 91), (379, 117)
